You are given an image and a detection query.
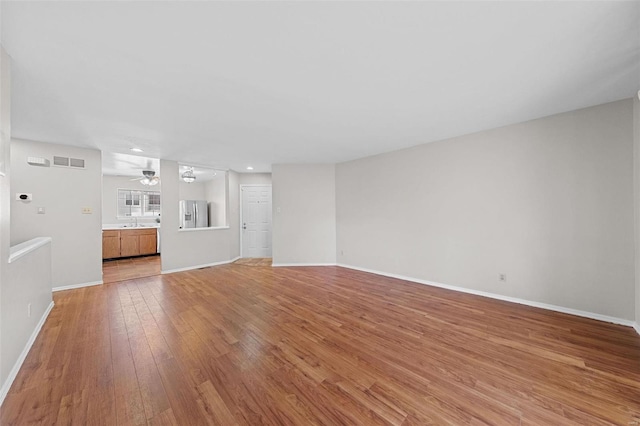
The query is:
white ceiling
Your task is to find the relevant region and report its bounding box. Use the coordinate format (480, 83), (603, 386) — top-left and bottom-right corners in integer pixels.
(102, 152), (160, 177)
(3, 1), (639, 173)
(102, 152), (221, 185)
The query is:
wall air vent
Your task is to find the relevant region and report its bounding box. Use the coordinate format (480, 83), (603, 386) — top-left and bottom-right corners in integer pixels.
(69, 158), (85, 168)
(52, 156), (85, 169)
(53, 156), (69, 167)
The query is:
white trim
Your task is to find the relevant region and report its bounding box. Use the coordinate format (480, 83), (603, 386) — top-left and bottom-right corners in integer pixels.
(336, 263), (636, 328)
(272, 262), (337, 267)
(8, 237), (52, 263)
(240, 184), (273, 258)
(161, 256), (241, 275)
(178, 226), (230, 232)
(634, 323), (640, 336)
(53, 280), (103, 292)
(0, 301), (55, 406)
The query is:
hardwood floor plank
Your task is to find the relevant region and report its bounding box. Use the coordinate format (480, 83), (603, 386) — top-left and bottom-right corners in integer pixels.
(108, 284), (148, 426)
(103, 254), (161, 284)
(195, 380), (239, 426)
(148, 408), (179, 426)
(118, 284), (171, 421)
(2, 264), (640, 425)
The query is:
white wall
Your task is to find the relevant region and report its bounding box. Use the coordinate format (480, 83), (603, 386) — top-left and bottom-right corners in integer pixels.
(229, 171), (240, 258)
(337, 99), (635, 321)
(634, 95), (640, 328)
(0, 45), (13, 396)
(272, 164), (336, 265)
(179, 180), (207, 201)
(205, 174), (227, 227)
(0, 46), (54, 403)
(239, 173), (272, 186)
(102, 175), (160, 225)
(160, 160), (239, 272)
(11, 139), (103, 288)
(2, 241), (52, 395)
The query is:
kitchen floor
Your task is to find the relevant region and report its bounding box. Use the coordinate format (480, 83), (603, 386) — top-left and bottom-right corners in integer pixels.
(102, 254), (161, 283)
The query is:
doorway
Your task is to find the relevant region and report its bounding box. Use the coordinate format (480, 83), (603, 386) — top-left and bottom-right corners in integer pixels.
(240, 184), (272, 258)
(101, 152), (163, 283)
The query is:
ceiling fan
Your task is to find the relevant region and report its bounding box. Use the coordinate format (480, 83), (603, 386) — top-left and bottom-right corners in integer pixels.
(130, 169), (160, 186)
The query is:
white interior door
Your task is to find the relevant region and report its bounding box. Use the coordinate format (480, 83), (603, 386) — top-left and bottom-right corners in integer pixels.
(241, 185), (272, 258)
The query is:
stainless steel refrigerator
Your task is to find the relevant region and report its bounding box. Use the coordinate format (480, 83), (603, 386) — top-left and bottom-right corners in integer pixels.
(179, 200), (209, 229)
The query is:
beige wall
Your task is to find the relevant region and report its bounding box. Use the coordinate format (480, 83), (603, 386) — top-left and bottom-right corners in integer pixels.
(336, 99), (635, 321)
(11, 139), (103, 288)
(272, 164), (335, 265)
(102, 175), (160, 225)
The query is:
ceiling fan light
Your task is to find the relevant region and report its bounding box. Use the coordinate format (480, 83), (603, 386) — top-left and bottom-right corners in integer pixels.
(182, 168), (196, 183)
(138, 169), (160, 185)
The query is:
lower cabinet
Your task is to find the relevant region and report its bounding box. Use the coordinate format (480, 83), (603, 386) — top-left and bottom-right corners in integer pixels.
(102, 231), (121, 259)
(103, 228), (157, 259)
(120, 233), (140, 257)
(139, 234), (157, 255)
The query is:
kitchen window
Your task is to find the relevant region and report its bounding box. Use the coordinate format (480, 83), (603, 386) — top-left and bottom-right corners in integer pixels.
(118, 189), (161, 217)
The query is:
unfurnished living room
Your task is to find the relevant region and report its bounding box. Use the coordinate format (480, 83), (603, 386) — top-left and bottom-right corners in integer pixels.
(0, 1), (639, 425)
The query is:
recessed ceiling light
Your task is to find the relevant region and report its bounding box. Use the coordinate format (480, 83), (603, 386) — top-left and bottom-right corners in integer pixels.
(130, 148), (143, 153)
(246, 166), (254, 170)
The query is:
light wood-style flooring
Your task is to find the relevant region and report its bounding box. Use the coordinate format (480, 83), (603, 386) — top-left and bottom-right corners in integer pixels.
(233, 258), (273, 267)
(2, 264), (639, 425)
(103, 254), (161, 284)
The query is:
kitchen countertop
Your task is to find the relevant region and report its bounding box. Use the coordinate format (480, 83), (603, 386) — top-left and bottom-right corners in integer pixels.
(103, 224), (160, 230)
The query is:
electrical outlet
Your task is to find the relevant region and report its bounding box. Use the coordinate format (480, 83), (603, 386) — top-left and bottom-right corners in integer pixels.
(82, 207), (92, 214)
(37, 207), (45, 214)
(499, 273), (507, 282)
(27, 303), (31, 318)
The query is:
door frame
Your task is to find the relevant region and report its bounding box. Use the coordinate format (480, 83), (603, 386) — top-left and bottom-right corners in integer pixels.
(239, 184), (273, 258)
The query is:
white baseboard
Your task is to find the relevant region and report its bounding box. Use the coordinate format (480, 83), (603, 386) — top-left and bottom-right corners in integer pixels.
(0, 300), (55, 406)
(272, 262), (337, 267)
(53, 280), (103, 292)
(634, 323), (640, 336)
(336, 263), (636, 328)
(161, 256), (241, 275)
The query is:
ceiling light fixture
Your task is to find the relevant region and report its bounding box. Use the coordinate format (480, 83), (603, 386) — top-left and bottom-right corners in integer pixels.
(130, 148), (143, 153)
(135, 170), (159, 186)
(182, 167), (196, 183)
(246, 166), (253, 170)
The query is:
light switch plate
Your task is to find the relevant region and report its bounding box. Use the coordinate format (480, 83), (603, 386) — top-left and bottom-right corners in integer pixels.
(82, 207), (92, 214)
(37, 207), (45, 214)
